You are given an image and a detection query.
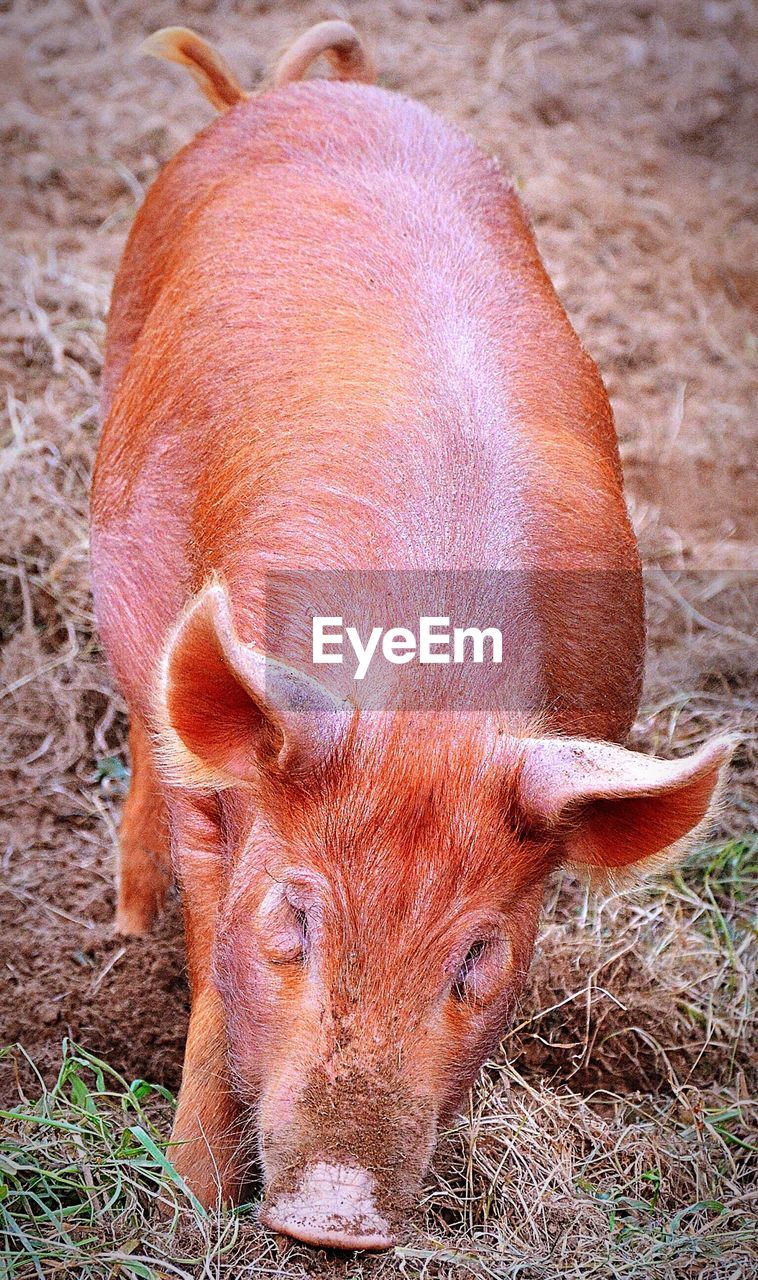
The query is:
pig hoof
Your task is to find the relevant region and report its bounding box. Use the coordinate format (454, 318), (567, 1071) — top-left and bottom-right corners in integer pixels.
(260, 1161), (395, 1251)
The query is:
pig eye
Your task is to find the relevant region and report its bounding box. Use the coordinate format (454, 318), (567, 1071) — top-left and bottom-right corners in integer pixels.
(273, 901), (308, 965)
(291, 906), (309, 959)
(452, 939), (488, 1000)
(451, 936), (510, 1004)
(259, 886), (310, 965)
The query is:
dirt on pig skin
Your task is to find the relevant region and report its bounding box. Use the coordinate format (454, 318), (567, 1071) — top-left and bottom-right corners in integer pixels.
(261, 1057), (437, 1243)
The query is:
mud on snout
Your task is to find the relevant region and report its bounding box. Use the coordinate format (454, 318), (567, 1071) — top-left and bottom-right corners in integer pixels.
(257, 1059), (437, 1250)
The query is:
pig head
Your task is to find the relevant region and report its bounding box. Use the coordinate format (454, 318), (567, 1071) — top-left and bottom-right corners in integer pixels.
(156, 582), (731, 1248)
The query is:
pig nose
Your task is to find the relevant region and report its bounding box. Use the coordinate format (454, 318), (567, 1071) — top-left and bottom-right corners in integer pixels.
(260, 1160), (395, 1250)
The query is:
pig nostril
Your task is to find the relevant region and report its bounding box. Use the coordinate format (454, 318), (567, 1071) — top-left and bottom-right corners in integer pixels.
(260, 1160), (395, 1251)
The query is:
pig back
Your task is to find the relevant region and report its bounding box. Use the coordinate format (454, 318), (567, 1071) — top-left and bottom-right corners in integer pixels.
(92, 80), (643, 741)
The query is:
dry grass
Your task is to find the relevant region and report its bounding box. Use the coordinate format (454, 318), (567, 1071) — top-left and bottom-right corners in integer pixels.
(0, 1), (756, 1276)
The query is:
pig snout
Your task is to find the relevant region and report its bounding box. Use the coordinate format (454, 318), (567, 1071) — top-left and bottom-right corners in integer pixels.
(255, 1057), (438, 1251)
(260, 1161), (395, 1250)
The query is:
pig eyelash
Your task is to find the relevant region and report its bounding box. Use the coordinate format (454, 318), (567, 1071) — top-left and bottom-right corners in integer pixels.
(452, 935), (514, 1004)
(262, 890), (311, 965)
(269, 908), (308, 966)
(293, 906), (309, 959)
(451, 939), (488, 1001)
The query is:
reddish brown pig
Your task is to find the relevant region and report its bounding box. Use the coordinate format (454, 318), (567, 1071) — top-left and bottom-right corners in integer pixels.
(91, 21), (732, 1250)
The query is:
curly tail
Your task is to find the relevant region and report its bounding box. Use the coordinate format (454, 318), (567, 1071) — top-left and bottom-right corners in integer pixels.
(142, 21), (374, 114)
(142, 27), (248, 111)
(272, 20), (375, 88)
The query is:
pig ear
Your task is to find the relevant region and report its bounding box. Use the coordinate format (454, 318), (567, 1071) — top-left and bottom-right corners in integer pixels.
(157, 582), (352, 786)
(516, 735), (734, 876)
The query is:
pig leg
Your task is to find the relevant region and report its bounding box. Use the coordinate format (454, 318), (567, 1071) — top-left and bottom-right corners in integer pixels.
(114, 717), (171, 935)
(169, 985), (245, 1207)
(168, 800), (245, 1206)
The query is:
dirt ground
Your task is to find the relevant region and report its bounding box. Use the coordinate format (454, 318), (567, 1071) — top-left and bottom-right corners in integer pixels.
(0, 0), (756, 1275)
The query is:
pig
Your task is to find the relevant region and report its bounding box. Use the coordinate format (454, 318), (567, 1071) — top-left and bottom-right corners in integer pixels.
(90, 20), (732, 1250)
